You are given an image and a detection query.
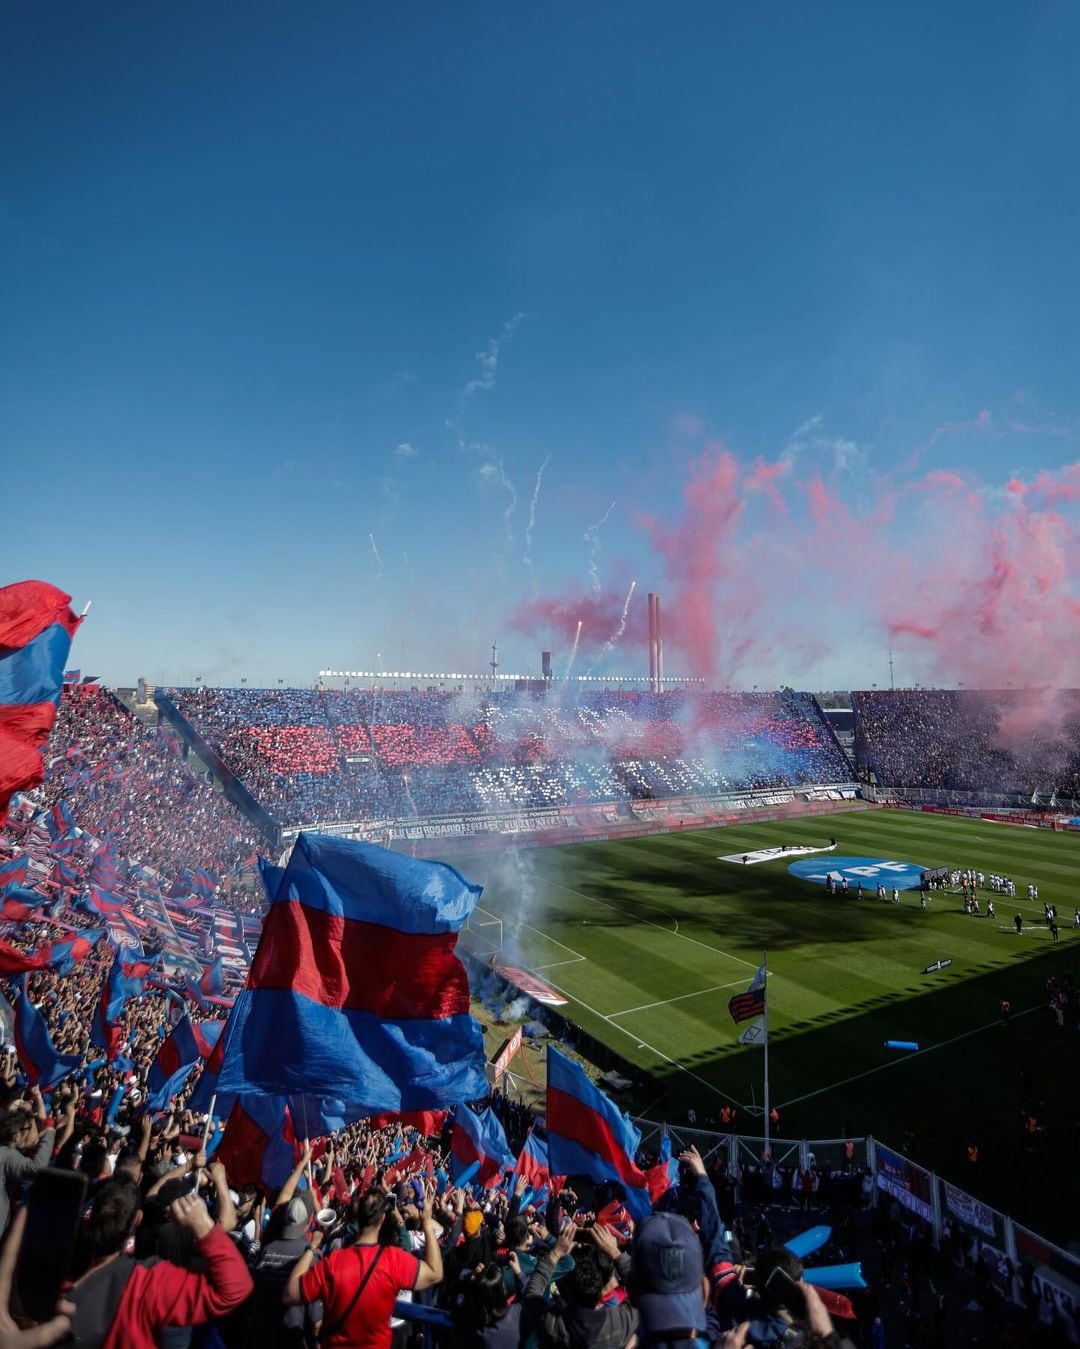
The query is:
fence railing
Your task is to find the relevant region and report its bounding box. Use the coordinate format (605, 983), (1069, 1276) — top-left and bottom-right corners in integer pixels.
(635, 1122), (1080, 1310)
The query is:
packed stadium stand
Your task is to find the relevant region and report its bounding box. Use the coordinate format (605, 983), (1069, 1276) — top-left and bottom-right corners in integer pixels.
(852, 688), (1080, 799)
(38, 684), (264, 884)
(159, 686), (854, 829)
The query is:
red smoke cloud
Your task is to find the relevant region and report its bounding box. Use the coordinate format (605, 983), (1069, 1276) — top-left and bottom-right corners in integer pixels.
(506, 423), (1080, 706)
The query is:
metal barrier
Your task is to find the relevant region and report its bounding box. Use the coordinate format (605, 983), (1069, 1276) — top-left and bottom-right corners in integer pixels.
(635, 1121), (1080, 1305)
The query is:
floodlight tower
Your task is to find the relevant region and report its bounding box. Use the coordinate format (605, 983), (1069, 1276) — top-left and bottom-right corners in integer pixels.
(490, 640), (499, 691)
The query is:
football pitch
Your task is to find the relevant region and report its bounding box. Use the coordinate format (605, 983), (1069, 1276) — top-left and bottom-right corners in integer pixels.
(450, 809), (1080, 1240)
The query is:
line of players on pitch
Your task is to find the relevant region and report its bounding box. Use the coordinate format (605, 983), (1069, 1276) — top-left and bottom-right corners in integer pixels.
(955, 868), (1077, 939)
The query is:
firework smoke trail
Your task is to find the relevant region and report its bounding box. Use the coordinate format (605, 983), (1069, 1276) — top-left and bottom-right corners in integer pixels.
(583, 501), (616, 594)
(478, 459), (518, 547)
(369, 533), (384, 580)
(562, 620), (584, 681)
(585, 580), (638, 674)
(523, 455), (551, 566)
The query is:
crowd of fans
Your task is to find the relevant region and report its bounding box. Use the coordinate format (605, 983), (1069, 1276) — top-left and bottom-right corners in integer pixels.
(852, 689), (1080, 799)
(163, 687), (852, 828)
(0, 690), (1075, 1345)
(37, 685), (267, 887)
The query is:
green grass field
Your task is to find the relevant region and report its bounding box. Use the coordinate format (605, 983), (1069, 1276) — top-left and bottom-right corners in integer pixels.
(450, 809), (1080, 1241)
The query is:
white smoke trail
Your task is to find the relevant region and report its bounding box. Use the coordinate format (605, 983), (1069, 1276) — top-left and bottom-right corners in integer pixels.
(369, 533), (384, 581)
(523, 455), (551, 567)
(478, 458), (518, 547)
(583, 501), (616, 593)
(459, 313), (527, 410)
(586, 580), (637, 674)
(563, 619), (583, 681)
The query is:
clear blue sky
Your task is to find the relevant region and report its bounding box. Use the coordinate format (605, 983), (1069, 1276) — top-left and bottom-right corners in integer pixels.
(3, 2), (1078, 691)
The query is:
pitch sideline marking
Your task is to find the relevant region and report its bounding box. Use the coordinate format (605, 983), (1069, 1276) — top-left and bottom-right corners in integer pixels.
(534, 968), (746, 1109)
(538, 874), (760, 971)
(608, 976), (754, 1018)
(777, 1005), (1041, 1110)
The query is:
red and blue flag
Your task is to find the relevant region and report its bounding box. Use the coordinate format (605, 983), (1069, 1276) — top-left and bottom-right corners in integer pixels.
(450, 1104), (515, 1190)
(215, 1094), (298, 1192)
(0, 581), (81, 825)
(91, 951), (157, 1060)
(0, 938), (48, 976)
(0, 889), (48, 923)
(32, 929), (104, 976)
(89, 848), (122, 893)
(0, 856), (30, 893)
(515, 1129), (561, 1203)
(146, 1013), (223, 1112)
(546, 1045), (653, 1220)
(13, 979), (83, 1088)
(44, 801), (78, 843)
(215, 834), (487, 1112)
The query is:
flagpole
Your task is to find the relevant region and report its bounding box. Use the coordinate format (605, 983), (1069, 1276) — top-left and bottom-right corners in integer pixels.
(762, 950), (770, 1164)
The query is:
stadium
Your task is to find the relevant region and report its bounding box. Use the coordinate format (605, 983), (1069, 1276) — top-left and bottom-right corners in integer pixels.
(6, 575), (1080, 1345)
(7, 6), (1080, 1343)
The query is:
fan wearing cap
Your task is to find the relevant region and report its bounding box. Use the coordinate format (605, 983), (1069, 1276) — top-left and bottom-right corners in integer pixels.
(665, 1148), (852, 1349)
(250, 1189), (324, 1347)
(523, 1216), (638, 1349)
(629, 1211), (710, 1346)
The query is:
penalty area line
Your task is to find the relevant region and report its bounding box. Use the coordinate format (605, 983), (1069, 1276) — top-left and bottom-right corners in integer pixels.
(776, 1004), (1041, 1111)
(608, 976), (753, 1018)
(538, 874), (759, 971)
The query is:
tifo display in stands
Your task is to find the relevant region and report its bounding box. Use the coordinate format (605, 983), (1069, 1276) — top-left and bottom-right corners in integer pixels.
(158, 686), (853, 830)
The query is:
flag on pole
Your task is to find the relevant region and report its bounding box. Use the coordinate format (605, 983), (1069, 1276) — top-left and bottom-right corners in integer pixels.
(515, 1129), (558, 1200)
(450, 1104), (515, 1189)
(215, 833), (487, 1112)
(546, 1045), (653, 1219)
(146, 1014), (223, 1112)
(0, 581), (81, 825)
(13, 979), (82, 1088)
(215, 1094), (298, 1191)
(728, 962), (767, 1044)
(91, 951), (157, 1060)
(44, 801), (78, 842)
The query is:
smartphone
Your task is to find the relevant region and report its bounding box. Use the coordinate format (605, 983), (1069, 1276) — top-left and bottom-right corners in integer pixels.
(384, 1194), (398, 1212)
(763, 1266), (807, 1319)
(14, 1168), (88, 1323)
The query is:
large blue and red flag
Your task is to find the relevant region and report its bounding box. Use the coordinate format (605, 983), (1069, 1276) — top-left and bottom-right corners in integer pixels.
(32, 928), (104, 976)
(91, 951), (157, 1060)
(146, 1014), (223, 1112)
(450, 1104), (515, 1190)
(215, 1093), (298, 1192)
(13, 980), (83, 1089)
(0, 582), (81, 825)
(546, 1046), (653, 1220)
(215, 833), (487, 1112)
